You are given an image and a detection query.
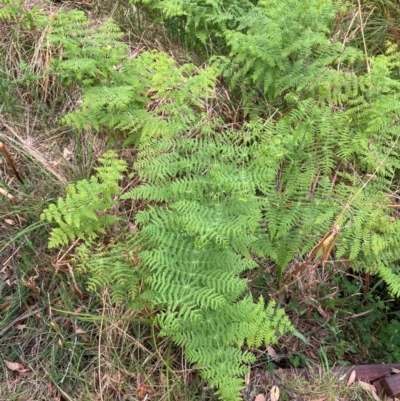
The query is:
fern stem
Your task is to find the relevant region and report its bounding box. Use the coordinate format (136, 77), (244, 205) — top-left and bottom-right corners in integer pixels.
(333, 132), (400, 226)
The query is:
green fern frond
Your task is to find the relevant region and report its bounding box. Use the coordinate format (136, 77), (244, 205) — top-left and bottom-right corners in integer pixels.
(0, 0), (23, 20)
(47, 7), (400, 400)
(41, 151), (126, 248)
(75, 239), (140, 306)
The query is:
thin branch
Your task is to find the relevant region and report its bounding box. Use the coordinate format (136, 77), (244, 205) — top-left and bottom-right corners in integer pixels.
(0, 142), (24, 184)
(357, 0), (370, 73)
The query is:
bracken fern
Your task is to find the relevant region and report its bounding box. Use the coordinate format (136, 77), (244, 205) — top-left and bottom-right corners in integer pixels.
(41, 151), (127, 248)
(40, 6), (400, 401)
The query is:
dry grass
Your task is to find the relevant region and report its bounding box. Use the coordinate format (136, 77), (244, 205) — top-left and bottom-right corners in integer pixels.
(278, 364), (379, 401)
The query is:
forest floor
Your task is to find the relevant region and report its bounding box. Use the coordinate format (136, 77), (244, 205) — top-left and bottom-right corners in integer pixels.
(0, 1), (399, 400)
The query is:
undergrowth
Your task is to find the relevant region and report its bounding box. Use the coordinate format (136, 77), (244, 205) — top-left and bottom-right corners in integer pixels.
(1, 1), (400, 401)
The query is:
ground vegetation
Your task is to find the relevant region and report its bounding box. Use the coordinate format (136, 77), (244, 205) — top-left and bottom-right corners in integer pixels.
(1, 1), (400, 400)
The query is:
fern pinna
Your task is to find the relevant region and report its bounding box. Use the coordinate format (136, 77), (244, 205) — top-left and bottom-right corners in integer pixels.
(41, 151), (127, 248)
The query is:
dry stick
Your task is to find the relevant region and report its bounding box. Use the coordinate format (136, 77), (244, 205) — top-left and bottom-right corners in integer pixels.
(344, 309), (373, 320)
(1, 245), (22, 272)
(357, 0), (370, 73)
(333, 133), (400, 228)
(1, 120), (68, 183)
(340, 9), (359, 53)
(98, 289), (107, 401)
(339, 7), (374, 57)
(0, 142), (24, 184)
(0, 306), (43, 337)
(282, 132), (400, 289)
(57, 239), (80, 264)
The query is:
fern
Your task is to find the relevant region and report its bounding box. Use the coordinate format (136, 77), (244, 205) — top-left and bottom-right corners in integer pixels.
(59, 53), (217, 141)
(44, 7), (400, 401)
(46, 11), (218, 142)
(131, 0), (360, 112)
(48, 11), (127, 86)
(0, 0), (46, 30)
(0, 0), (23, 20)
(74, 239), (140, 306)
(158, 297), (290, 401)
(41, 151), (127, 248)
(45, 12), (293, 399)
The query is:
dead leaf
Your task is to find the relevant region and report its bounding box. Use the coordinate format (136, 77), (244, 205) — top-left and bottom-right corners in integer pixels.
(267, 346), (277, 357)
(129, 222), (138, 232)
(317, 305), (328, 319)
(15, 324), (27, 330)
(66, 263), (84, 300)
(20, 370), (32, 377)
(307, 349), (318, 360)
(359, 381), (380, 401)
(47, 383), (54, 397)
(4, 219), (15, 225)
(270, 385), (280, 401)
(347, 369), (356, 386)
(137, 383), (153, 400)
(0, 303), (11, 312)
(50, 322), (59, 330)
(311, 398), (326, 401)
(71, 282), (84, 300)
(160, 371), (167, 387)
(75, 327), (86, 334)
(4, 361), (31, 373)
(392, 368), (400, 374)
(255, 394), (266, 401)
(21, 275), (40, 294)
(63, 147), (73, 161)
(0, 188), (16, 205)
